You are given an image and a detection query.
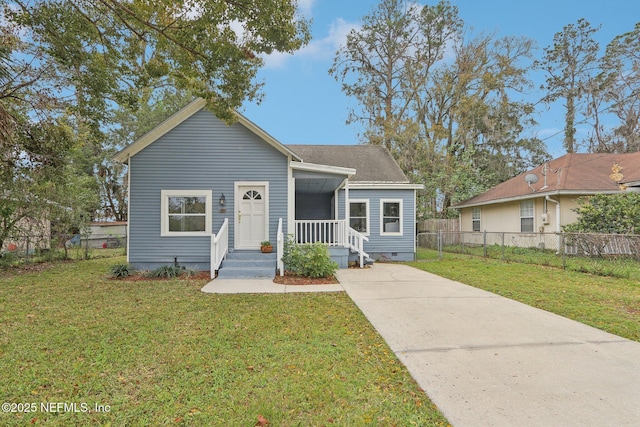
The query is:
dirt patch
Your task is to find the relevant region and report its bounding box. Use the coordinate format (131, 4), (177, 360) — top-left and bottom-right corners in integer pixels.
(0, 261), (70, 279)
(273, 271), (339, 285)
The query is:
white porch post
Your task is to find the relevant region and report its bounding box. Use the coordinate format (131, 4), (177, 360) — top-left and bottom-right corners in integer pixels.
(344, 179), (349, 219)
(343, 179), (349, 238)
(287, 158), (295, 236)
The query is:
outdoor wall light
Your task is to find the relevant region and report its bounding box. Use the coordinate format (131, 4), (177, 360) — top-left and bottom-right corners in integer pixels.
(219, 193), (226, 206)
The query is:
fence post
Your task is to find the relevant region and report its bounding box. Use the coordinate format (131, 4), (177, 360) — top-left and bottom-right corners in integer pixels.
(483, 230), (487, 257)
(501, 232), (505, 261)
(438, 230), (443, 260)
(561, 233), (566, 270)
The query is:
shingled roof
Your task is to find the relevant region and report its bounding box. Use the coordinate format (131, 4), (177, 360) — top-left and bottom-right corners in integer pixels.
(454, 152), (640, 208)
(287, 144), (410, 183)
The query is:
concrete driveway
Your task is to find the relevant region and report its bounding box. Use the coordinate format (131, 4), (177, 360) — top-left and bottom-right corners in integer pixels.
(336, 263), (640, 427)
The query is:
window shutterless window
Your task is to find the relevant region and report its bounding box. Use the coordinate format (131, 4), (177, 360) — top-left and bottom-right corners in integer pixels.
(472, 207), (481, 232)
(161, 190), (212, 236)
(349, 200), (369, 234)
(520, 200), (534, 233)
(380, 199), (403, 235)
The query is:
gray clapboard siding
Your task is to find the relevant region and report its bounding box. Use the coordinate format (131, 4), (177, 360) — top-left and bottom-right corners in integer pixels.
(129, 109), (289, 270)
(338, 188), (416, 261)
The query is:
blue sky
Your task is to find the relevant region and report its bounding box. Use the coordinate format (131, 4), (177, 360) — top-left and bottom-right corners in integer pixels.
(242, 0), (639, 158)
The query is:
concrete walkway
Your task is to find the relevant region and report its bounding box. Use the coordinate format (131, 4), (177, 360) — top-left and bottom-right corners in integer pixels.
(337, 264), (640, 427)
(201, 278), (344, 294)
(202, 264), (640, 426)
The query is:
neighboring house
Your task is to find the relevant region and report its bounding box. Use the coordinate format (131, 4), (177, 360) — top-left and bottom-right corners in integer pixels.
(87, 222), (128, 249)
(113, 98), (422, 277)
(453, 152), (640, 243)
(2, 216), (51, 254)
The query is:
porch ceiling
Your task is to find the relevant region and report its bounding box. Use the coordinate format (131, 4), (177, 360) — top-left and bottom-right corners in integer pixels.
(293, 169), (346, 194)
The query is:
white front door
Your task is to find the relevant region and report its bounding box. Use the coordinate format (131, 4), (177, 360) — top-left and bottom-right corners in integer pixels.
(235, 183), (268, 249)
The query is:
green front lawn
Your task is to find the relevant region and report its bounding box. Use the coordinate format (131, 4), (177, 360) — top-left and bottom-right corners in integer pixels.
(0, 257), (448, 426)
(408, 251), (640, 342)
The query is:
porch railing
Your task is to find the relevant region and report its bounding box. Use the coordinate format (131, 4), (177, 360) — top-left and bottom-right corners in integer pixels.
(294, 219), (369, 268)
(347, 227), (369, 268)
(210, 218), (228, 278)
(294, 220), (347, 246)
(276, 218), (284, 277)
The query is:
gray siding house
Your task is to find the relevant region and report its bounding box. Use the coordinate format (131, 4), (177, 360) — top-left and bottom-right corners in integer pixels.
(114, 99), (423, 278)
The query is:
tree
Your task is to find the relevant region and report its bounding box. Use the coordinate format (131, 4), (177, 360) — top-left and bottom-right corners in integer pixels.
(6, 0), (309, 121)
(331, 0), (547, 218)
(330, 0), (462, 152)
(563, 193), (640, 234)
(537, 19), (600, 153)
(597, 22), (640, 153)
(1, 0), (309, 240)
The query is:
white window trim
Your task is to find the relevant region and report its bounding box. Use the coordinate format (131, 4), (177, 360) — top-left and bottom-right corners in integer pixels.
(472, 207), (481, 232)
(161, 190), (212, 236)
(380, 199), (403, 236)
(349, 199), (370, 236)
(520, 200), (535, 233)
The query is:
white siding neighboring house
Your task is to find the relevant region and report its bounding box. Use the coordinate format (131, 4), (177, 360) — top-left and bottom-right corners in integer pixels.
(453, 152), (640, 236)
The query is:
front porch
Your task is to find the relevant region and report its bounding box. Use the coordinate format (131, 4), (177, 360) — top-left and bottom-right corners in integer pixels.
(210, 161), (370, 279)
(211, 218), (368, 279)
(290, 219), (369, 269)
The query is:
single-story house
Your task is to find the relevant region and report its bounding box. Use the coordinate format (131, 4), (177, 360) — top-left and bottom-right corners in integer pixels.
(453, 152), (640, 242)
(113, 98), (423, 278)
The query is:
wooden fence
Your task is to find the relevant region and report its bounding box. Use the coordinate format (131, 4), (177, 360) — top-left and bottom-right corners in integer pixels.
(417, 219), (459, 233)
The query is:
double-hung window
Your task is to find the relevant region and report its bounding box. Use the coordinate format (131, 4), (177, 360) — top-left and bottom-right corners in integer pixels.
(380, 199), (403, 235)
(349, 199), (370, 234)
(520, 200), (534, 233)
(161, 190), (212, 236)
(472, 207), (481, 232)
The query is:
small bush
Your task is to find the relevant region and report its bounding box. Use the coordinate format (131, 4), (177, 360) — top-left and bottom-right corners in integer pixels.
(282, 235), (338, 278)
(110, 263), (133, 279)
(146, 265), (185, 278)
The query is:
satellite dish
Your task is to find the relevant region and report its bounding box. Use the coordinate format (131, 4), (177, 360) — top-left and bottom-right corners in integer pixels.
(524, 173), (539, 185)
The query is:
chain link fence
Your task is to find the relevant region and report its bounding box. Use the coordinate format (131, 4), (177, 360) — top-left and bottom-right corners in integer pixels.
(1, 233), (127, 267)
(417, 231), (640, 274)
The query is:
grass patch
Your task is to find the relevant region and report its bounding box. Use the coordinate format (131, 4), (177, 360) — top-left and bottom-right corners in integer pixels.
(409, 250), (640, 342)
(0, 257), (447, 426)
(417, 245), (640, 280)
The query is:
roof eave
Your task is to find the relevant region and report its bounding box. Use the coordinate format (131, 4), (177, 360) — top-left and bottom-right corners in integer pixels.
(290, 161), (356, 177)
(452, 189), (623, 209)
(349, 182), (424, 190)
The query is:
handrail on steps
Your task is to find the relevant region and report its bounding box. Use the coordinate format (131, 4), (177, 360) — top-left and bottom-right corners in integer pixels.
(276, 218), (284, 277)
(211, 218), (229, 279)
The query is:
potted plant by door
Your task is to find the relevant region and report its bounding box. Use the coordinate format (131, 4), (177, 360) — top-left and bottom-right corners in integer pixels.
(260, 241), (273, 253)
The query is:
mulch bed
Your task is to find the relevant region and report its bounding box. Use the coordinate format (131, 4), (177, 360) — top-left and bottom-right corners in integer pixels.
(272, 271), (339, 285)
(115, 271), (212, 282)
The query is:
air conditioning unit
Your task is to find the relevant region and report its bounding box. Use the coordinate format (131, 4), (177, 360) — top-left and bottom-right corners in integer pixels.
(541, 213), (549, 224)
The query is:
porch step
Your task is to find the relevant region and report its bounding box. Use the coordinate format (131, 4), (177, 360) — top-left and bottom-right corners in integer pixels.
(217, 251), (276, 279)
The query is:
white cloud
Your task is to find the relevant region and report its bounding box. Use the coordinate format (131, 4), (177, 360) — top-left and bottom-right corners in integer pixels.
(296, 0), (316, 19)
(262, 17), (360, 69)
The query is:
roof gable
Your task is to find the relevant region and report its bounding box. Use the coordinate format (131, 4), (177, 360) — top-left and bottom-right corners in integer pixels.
(287, 144), (410, 183)
(455, 152), (640, 208)
(113, 98), (301, 163)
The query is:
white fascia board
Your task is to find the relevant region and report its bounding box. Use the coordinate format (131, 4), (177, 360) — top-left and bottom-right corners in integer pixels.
(290, 161), (355, 177)
(113, 98), (302, 164)
(349, 182), (424, 190)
